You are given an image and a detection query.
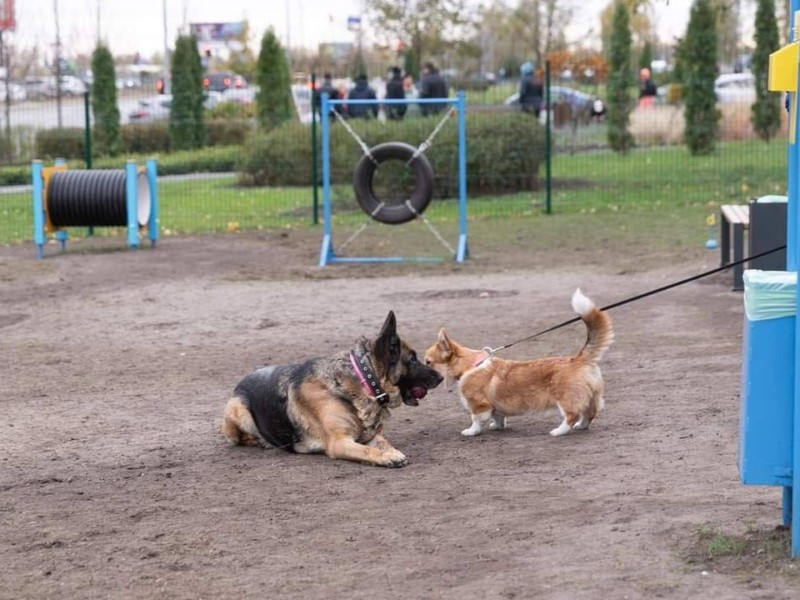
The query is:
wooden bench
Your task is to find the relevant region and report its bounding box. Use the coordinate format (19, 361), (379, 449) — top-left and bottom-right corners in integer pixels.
(720, 204), (749, 291)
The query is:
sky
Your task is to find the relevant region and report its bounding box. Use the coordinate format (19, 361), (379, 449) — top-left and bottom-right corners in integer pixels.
(12, 0), (704, 62)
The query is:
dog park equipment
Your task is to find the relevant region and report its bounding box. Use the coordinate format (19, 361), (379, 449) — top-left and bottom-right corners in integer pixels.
(317, 92), (468, 266)
(31, 159), (159, 259)
(739, 12), (800, 558)
(740, 271), (797, 535)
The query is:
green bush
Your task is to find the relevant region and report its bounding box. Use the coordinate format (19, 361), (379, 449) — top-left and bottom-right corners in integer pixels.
(0, 164), (32, 185)
(236, 113), (545, 197)
(72, 145), (236, 178)
(122, 123), (171, 154)
(207, 102), (255, 120)
(35, 128), (85, 160)
(206, 119), (255, 146)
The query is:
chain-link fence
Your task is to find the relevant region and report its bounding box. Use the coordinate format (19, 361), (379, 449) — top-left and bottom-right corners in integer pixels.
(0, 72), (789, 255)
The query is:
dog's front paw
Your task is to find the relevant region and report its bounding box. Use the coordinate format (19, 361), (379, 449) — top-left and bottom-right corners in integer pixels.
(382, 451), (408, 468)
(461, 426), (482, 437)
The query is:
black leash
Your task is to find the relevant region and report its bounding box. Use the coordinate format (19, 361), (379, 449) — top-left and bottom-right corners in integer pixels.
(488, 244), (788, 354)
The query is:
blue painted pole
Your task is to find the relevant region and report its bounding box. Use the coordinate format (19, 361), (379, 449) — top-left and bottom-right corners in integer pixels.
(146, 158), (159, 246)
(53, 158), (68, 251)
(791, 0), (800, 559)
(32, 161), (45, 259)
(319, 92), (333, 266)
(456, 91), (468, 262)
(125, 161), (139, 249)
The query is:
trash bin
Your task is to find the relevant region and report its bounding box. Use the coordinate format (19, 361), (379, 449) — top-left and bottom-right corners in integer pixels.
(749, 195), (787, 272)
(739, 269), (795, 486)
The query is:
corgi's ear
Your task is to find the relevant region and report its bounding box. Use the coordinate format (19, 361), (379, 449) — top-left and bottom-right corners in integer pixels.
(437, 328), (451, 352)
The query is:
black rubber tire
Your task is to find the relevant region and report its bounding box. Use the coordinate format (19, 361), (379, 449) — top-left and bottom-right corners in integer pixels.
(352, 142), (434, 225)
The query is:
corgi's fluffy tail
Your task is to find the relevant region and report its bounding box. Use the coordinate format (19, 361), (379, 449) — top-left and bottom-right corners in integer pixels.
(571, 288), (614, 363)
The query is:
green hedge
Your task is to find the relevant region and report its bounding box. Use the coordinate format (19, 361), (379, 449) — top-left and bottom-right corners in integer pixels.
(89, 145), (240, 174)
(237, 112), (545, 196)
(35, 128), (85, 160)
(35, 119), (254, 159)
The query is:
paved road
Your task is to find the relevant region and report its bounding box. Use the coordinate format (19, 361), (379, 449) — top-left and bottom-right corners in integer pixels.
(1, 94), (146, 130)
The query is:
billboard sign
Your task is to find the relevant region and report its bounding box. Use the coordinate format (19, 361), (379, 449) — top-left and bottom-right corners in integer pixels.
(189, 22), (245, 43)
(0, 0), (15, 31)
(347, 16), (361, 31)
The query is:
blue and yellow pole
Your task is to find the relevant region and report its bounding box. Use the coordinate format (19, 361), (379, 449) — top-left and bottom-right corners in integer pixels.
(770, 2), (800, 557)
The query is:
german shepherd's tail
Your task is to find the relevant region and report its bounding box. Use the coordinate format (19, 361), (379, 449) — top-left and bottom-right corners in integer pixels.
(571, 288), (614, 363)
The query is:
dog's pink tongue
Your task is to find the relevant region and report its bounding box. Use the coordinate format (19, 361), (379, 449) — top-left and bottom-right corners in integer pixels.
(411, 386), (428, 400)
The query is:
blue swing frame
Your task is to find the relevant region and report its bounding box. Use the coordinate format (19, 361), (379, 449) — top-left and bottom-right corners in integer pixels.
(318, 91), (469, 267)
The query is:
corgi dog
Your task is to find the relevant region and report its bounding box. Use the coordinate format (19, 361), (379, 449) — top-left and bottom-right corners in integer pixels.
(424, 289), (613, 437)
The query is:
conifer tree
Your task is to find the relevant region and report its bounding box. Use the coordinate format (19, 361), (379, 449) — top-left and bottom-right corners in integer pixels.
(255, 29), (293, 130)
(751, 0), (781, 141)
(169, 35), (205, 150)
(682, 0), (719, 155)
(90, 44), (121, 156)
(640, 40), (653, 71)
(607, 0), (635, 154)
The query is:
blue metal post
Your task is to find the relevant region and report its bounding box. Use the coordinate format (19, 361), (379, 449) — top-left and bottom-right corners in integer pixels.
(53, 158), (68, 251)
(146, 159), (159, 246)
(319, 92), (333, 266)
(791, 0), (800, 558)
(32, 161), (45, 259)
(125, 161), (140, 249)
(456, 91), (468, 262)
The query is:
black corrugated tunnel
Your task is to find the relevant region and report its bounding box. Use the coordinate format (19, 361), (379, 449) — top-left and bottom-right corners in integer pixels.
(47, 170), (151, 228)
(352, 142), (434, 225)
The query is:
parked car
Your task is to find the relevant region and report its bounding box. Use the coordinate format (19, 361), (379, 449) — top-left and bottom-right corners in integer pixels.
(128, 94), (173, 123)
(58, 75), (87, 96)
(0, 81), (26, 102)
(714, 72), (756, 104)
(504, 86), (606, 121)
(203, 71), (246, 93)
(24, 76), (52, 100)
(128, 93), (223, 123)
(219, 86), (257, 105)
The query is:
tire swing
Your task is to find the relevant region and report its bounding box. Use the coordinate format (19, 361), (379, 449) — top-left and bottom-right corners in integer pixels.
(318, 91), (470, 266)
(352, 141), (434, 225)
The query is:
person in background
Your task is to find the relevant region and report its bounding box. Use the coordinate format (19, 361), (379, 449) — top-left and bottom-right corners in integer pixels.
(314, 73), (341, 119)
(518, 61), (544, 117)
(419, 62), (449, 117)
(347, 74), (378, 119)
(385, 66), (407, 121)
(638, 67), (657, 108)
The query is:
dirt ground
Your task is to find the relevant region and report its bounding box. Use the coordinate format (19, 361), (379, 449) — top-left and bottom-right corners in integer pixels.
(2, 225), (799, 600)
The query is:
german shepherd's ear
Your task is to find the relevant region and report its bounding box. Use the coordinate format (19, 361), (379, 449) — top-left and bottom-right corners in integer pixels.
(375, 311), (401, 367)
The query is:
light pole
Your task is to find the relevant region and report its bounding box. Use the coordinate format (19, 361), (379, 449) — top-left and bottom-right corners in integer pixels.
(162, 0), (171, 94)
(53, 0), (63, 128)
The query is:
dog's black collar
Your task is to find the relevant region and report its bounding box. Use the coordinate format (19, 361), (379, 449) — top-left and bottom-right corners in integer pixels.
(350, 348), (389, 406)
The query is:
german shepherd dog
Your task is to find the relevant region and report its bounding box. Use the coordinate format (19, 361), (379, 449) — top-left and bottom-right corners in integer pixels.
(221, 311), (442, 467)
(424, 289), (613, 437)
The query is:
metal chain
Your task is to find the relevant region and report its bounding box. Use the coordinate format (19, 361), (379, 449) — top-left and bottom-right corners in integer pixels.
(403, 200), (456, 255)
(331, 110), (375, 161)
(410, 106), (457, 162)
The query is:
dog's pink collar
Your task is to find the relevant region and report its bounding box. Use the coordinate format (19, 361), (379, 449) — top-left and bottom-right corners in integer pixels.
(474, 350), (490, 368)
(350, 350), (388, 405)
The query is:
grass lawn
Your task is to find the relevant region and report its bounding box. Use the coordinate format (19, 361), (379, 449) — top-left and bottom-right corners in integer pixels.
(0, 139), (788, 252)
